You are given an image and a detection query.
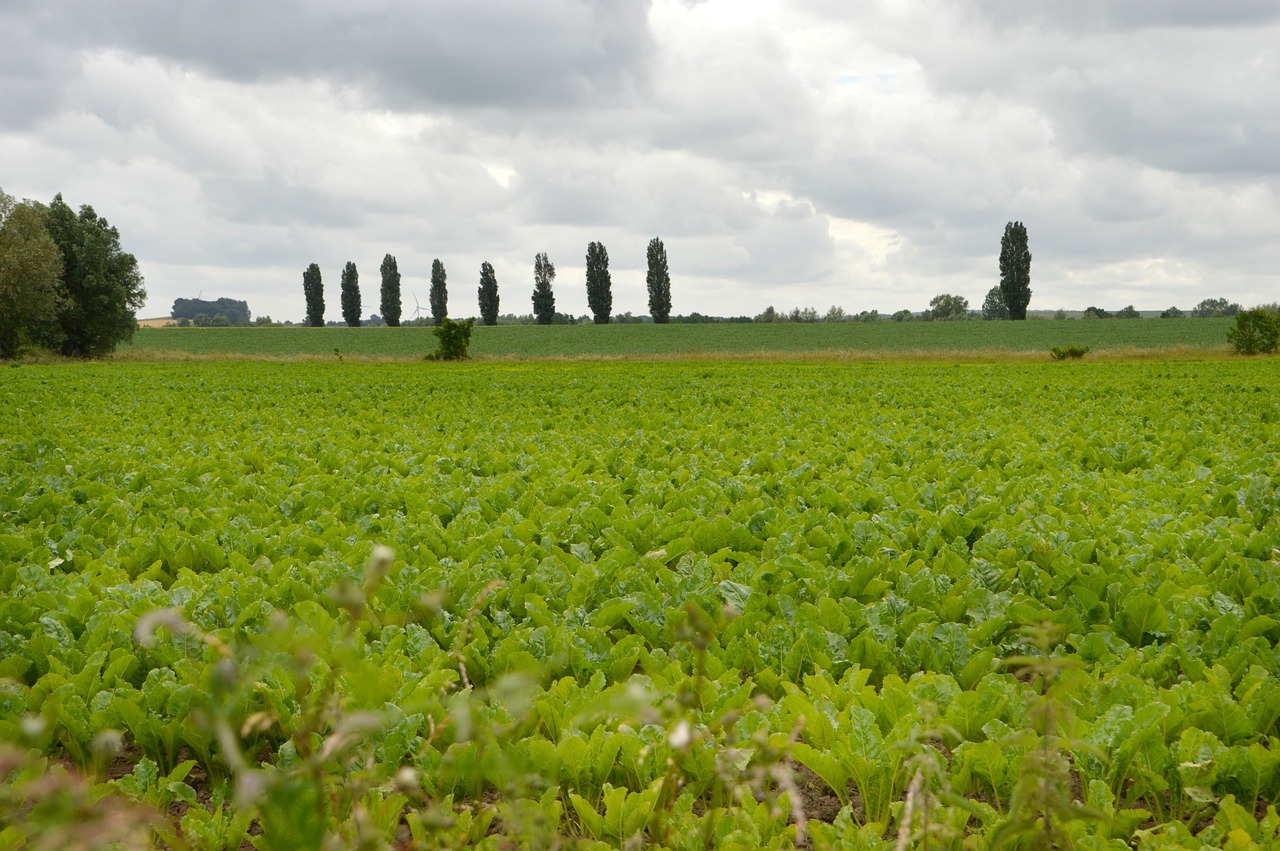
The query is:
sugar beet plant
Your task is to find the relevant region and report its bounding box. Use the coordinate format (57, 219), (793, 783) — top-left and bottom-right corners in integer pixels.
(1, 360), (1279, 848)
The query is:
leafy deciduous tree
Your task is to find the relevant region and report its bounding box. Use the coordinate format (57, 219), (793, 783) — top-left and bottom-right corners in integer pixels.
(929, 293), (970, 321)
(478, 261), (499, 326)
(585, 241), (612, 324)
(981, 286), (1010, 320)
(532, 253), (556, 325)
(646, 237), (672, 323)
(999, 221), (1032, 320)
(303, 263), (324, 326)
(340, 262), (361, 327)
(40, 193), (145, 357)
(1192, 298), (1241, 318)
(1226, 309), (1279, 355)
(0, 189), (62, 359)
(380, 254), (401, 327)
(429, 259), (448, 326)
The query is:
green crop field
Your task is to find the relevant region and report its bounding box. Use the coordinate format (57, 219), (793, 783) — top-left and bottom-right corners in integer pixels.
(2, 359), (1278, 849)
(122, 317), (1235, 360)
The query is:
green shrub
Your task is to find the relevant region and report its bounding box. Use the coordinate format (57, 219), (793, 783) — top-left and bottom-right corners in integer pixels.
(427, 316), (475, 360)
(1226, 308), (1279, 355)
(1049, 344), (1089, 360)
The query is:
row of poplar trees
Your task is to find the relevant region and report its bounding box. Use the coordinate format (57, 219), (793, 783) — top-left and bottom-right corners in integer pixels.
(301, 238), (672, 327)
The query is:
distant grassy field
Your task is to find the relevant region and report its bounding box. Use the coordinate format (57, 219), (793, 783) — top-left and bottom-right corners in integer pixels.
(122, 317), (1234, 360)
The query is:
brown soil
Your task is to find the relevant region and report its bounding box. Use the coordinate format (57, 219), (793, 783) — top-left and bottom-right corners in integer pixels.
(793, 764), (844, 826)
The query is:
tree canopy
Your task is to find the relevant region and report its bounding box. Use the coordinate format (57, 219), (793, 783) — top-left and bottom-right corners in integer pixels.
(39, 193), (145, 357)
(0, 189), (63, 359)
(172, 297), (250, 325)
(981, 286), (1009, 320)
(380, 254), (402, 327)
(998, 221), (1032, 320)
(929, 293), (969, 321)
(478, 261), (499, 326)
(646, 237), (671, 324)
(532, 253), (556, 325)
(340, 262), (361, 327)
(1226, 308), (1279, 355)
(585, 241), (612, 324)
(303, 263), (324, 326)
(430, 259), (448, 326)
(1192, 298), (1240, 318)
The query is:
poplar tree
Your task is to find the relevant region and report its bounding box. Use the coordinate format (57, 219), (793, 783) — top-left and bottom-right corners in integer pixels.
(532, 253), (556, 325)
(380, 254), (401, 327)
(999, 222), (1032, 320)
(646, 237), (672, 323)
(585, 241), (612, 324)
(303, 263), (324, 326)
(341, 261), (361, 327)
(478, 261), (499, 326)
(429, 259), (448, 325)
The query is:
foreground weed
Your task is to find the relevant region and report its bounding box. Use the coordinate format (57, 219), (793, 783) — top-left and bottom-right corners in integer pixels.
(991, 623), (1104, 849)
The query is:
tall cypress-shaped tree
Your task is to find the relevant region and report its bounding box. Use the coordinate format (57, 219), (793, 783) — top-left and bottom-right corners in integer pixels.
(585, 241), (612, 324)
(380, 254), (401, 327)
(429, 259), (448, 326)
(303, 263), (324, 326)
(531, 253), (556, 325)
(999, 222), (1032, 320)
(340, 261), (361, 327)
(646, 237), (671, 323)
(478, 261), (499, 326)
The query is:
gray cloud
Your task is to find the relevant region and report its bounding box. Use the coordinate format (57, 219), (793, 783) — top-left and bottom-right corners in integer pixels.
(805, 2), (1280, 177)
(7, 0), (654, 114)
(1, 0), (1277, 322)
(966, 0), (1280, 32)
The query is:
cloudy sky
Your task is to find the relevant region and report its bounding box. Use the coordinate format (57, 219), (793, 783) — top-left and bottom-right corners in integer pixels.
(3, 0), (1277, 322)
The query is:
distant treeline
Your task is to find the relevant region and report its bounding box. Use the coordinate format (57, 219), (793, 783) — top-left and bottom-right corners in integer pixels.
(171, 298), (251, 326)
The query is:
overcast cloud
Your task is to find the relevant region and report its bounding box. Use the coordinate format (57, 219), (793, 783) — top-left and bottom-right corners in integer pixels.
(2, 0), (1277, 321)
